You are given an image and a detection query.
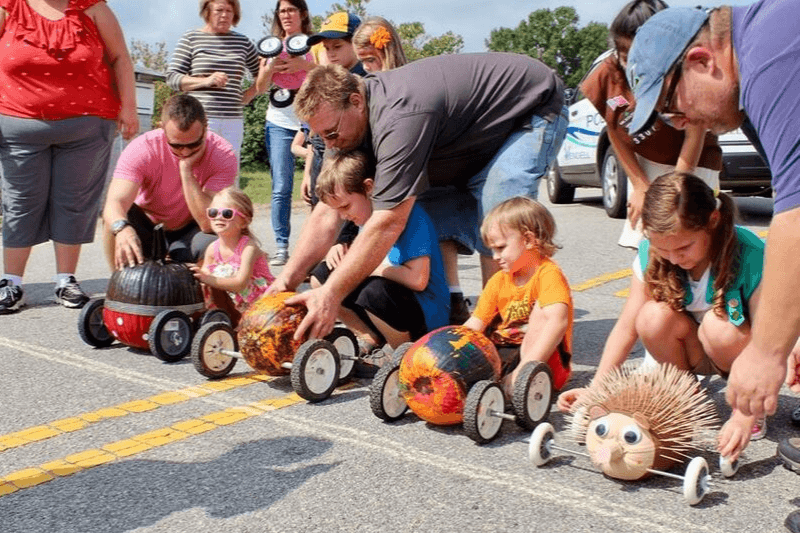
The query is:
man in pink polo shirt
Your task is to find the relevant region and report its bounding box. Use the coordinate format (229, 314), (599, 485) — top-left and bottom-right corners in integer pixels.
(103, 94), (237, 270)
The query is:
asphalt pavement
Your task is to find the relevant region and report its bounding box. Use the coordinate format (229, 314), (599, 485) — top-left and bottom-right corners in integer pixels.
(0, 185), (797, 533)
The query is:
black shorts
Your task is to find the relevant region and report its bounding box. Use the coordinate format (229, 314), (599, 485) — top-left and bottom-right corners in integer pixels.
(127, 204), (216, 263)
(311, 262), (427, 342)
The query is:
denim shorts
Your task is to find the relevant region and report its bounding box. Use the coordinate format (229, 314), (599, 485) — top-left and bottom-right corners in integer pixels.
(0, 115), (115, 247)
(420, 106), (569, 256)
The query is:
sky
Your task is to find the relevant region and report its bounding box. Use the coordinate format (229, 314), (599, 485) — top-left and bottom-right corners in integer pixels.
(108, 0), (758, 60)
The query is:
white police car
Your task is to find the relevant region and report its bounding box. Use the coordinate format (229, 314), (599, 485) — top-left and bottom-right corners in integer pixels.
(547, 51), (771, 218)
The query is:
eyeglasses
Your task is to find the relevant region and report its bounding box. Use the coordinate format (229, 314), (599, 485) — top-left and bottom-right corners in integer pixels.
(206, 207), (244, 220)
(167, 131), (205, 151)
(658, 58), (686, 127)
(322, 108), (346, 141)
(278, 6), (299, 15)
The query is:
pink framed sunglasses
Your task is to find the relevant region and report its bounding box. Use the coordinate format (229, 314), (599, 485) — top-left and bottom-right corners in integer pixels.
(206, 207), (244, 220)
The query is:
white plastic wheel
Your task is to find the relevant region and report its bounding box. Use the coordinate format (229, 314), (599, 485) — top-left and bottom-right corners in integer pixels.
(381, 367), (407, 419)
(683, 456), (710, 505)
(291, 339), (339, 402)
(463, 381), (505, 443)
(529, 422), (555, 466)
(719, 455), (739, 478)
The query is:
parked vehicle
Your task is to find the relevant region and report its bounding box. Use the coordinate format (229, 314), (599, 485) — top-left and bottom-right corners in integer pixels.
(547, 52), (771, 218)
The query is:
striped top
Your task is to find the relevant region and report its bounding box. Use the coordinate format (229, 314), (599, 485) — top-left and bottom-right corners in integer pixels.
(167, 29), (260, 119)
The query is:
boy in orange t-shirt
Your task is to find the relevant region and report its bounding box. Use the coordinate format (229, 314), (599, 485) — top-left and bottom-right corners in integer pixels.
(464, 197), (573, 397)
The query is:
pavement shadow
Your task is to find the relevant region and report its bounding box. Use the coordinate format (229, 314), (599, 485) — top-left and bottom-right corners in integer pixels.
(0, 436), (335, 533)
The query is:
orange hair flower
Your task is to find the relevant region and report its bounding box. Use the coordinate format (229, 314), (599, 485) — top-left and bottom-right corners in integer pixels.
(369, 26), (392, 50)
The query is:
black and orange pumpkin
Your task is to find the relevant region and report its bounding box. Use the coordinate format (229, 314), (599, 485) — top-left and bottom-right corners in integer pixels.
(237, 291), (307, 375)
(398, 326), (502, 425)
(102, 225), (204, 361)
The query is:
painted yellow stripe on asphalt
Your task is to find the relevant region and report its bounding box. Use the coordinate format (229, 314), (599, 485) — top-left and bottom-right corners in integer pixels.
(0, 373), (273, 453)
(571, 268), (632, 292)
(615, 288), (630, 298)
(0, 390), (308, 496)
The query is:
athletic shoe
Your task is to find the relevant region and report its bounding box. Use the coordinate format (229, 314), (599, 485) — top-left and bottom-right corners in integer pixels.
(449, 292), (471, 325)
(354, 342), (389, 379)
(270, 248), (289, 266)
(751, 416), (767, 441)
(0, 279), (24, 314)
(54, 276), (89, 308)
(778, 437), (800, 473)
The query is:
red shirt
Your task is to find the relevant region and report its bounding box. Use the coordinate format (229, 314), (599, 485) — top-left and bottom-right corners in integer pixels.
(0, 0), (120, 120)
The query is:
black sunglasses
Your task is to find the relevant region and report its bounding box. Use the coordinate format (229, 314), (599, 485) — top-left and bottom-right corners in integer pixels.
(168, 132), (205, 150)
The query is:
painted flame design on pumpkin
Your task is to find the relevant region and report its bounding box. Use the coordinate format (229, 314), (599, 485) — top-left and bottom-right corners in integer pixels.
(237, 292), (307, 375)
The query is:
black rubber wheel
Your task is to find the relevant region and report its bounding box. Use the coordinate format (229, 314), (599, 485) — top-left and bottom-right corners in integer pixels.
(792, 405), (800, 428)
(256, 36), (283, 58)
(285, 33), (310, 55)
(601, 147), (628, 219)
(369, 362), (408, 421)
(546, 162), (575, 204)
(391, 341), (415, 366)
(291, 339), (340, 403)
(463, 380), (504, 444)
(325, 327), (358, 384)
(198, 309), (232, 329)
(78, 297), (114, 348)
(269, 87), (295, 108)
(191, 322), (238, 379)
(512, 361), (553, 430)
(148, 310), (193, 363)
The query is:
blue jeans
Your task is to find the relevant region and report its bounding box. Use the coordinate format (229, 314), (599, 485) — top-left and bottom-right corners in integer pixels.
(421, 106), (568, 256)
(265, 122), (297, 249)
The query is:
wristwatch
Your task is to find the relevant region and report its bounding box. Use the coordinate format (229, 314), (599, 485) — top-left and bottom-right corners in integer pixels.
(111, 219), (130, 235)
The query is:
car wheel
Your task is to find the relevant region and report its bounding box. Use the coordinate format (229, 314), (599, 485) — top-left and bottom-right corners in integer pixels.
(546, 162), (575, 204)
(601, 148), (628, 219)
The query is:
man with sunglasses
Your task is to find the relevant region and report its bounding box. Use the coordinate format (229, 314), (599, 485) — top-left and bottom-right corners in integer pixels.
(102, 94), (237, 270)
(624, 2), (800, 486)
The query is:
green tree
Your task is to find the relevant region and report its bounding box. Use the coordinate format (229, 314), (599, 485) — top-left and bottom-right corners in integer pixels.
(486, 7), (608, 88)
(129, 39), (174, 129)
(397, 21), (463, 61)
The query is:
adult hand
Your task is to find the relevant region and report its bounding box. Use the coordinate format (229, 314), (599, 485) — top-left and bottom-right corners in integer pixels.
(179, 144), (206, 173)
(279, 55), (312, 74)
(205, 71), (228, 88)
(785, 337), (800, 393)
(627, 186), (646, 228)
(255, 58), (274, 93)
(300, 173), (313, 205)
(114, 225), (143, 270)
(286, 285), (340, 342)
(117, 105), (139, 140)
(726, 342), (786, 417)
(325, 243), (349, 269)
(266, 274), (291, 296)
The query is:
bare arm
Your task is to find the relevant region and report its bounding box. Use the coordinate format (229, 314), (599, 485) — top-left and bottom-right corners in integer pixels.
(606, 127), (650, 227)
(192, 243), (260, 293)
(0, 7), (7, 35)
(727, 208), (800, 416)
(674, 124), (706, 173)
(88, 3), (138, 139)
(372, 255), (430, 292)
(103, 178), (143, 269)
(178, 149), (215, 233)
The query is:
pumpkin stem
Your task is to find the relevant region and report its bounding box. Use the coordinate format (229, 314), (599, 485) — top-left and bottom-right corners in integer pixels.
(152, 223), (168, 263)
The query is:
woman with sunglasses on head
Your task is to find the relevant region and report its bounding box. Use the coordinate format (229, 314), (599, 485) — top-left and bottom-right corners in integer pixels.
(581, 0), (721, 249)
(191, 187), (274, 321)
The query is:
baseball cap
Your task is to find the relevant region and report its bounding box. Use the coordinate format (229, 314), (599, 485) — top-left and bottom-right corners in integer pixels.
(626, 7), (710, 134)
(307, 12), (362, 45)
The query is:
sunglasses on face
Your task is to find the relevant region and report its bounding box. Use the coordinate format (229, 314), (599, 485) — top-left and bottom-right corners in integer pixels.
(206, 207), (243, 220)
(167, 131), (205, 151)
(658, 58), (686, 127)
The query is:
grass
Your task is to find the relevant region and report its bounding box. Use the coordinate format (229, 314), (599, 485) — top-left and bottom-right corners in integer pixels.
(239, 167), (305, 206)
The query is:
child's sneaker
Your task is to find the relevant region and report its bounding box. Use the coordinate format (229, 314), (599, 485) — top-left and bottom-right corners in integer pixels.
(547, 347), (572, 391)
(270, 248), (289, 266)
(54, 276), (89, 309)
(0, 279), (24, 314)
(751, 416), (767, 441)
(354, 341), (389, 378)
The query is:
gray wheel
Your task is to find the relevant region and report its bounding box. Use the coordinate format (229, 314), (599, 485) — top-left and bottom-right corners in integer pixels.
(148, 310), (192, 363)
(546, 162), (575, 204)
(369, 363), (407, 421)
(683, 456), (710, 505)
(191, 322), (237, 379)
(391, 341), (415, 366)
(325, 327), (358, 384)
(78, 298), (114, 348)
(529, 422), (555, 466)
(198, 309), (232, 329)
(512, 361), (553, 430)
(601, 147), (628, 219)
(291, 339), (340, 403)
(463, 380), (504, 444)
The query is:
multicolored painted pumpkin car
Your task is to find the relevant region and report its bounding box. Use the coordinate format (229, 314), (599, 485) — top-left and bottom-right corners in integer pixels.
(369, 325), (554, 443)
(77, 225), (230, 362)
(190, 291), (360, 403)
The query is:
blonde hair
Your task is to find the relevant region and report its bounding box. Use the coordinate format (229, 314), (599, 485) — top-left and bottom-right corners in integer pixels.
(294, 64), (364, 122)
(315, 151), (372, 203)
(480, 197), (560, 258)
(352, 17), (407, 71)
(212, 187), (259, 244)
(199, 0), (241, 26)
(642, 172), (737, 317)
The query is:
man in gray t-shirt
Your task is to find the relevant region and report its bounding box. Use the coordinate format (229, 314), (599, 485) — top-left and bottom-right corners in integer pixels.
(268, 53), (567, 341)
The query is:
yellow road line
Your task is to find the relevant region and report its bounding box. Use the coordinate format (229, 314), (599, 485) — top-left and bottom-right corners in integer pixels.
(0, 390), (307, 497)
(571, 268), (632, 292)
(0, 373), (273, 453)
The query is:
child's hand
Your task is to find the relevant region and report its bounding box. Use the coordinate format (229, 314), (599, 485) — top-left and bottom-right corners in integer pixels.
(718, 410), (755, 463)
(785, 337), (800, 393)
(189, 264), (212, 285)
(557, 387), (587, 413)
(325, 243), (349, 269)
